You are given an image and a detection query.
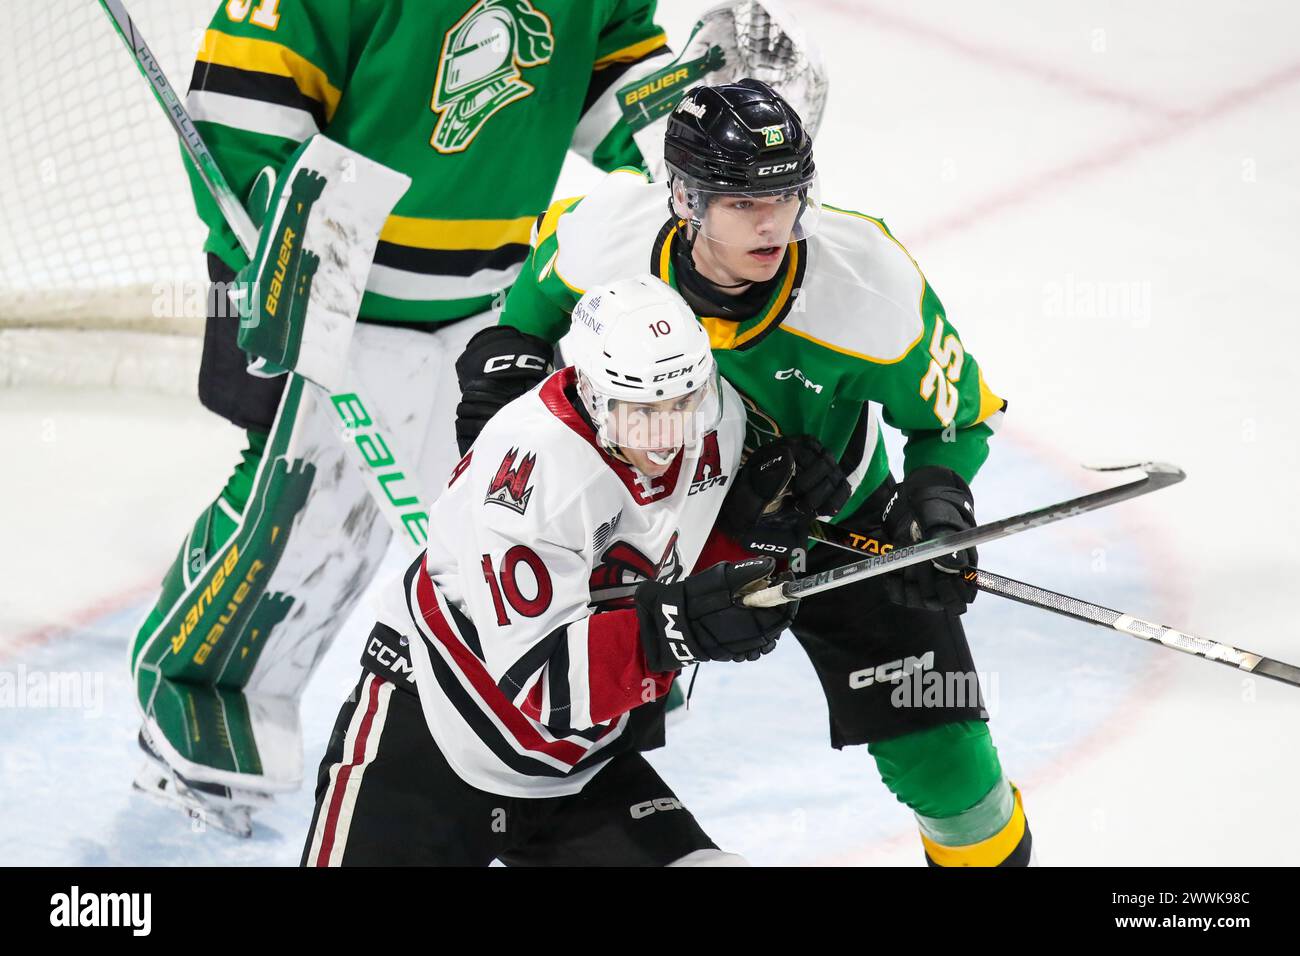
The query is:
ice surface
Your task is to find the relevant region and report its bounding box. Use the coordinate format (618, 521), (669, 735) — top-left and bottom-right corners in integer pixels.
(2, 0), (1297, 865)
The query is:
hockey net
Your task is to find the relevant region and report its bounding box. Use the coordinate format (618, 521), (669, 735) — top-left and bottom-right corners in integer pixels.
(0, 0), (218, 391)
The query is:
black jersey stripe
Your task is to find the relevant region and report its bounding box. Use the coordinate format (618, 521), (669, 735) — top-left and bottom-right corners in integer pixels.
(418, 624), (633, 778)
(372, 241), (530, 278)
(497, 626), (565, 700)
(189, 61), (328, 131)
(838, 402), (872, 493)
(581, 44), (670, 117)
(444, 600), (485, 662)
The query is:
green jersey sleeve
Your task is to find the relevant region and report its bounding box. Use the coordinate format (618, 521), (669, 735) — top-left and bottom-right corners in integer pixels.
(184, 0), (362, 271)
(571, 0), (671, 173)
(870, 278), (1006, 483)
(498, 194), (586, 341)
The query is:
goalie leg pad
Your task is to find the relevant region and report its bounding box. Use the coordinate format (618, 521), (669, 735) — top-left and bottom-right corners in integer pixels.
(132, 317), (478, 791)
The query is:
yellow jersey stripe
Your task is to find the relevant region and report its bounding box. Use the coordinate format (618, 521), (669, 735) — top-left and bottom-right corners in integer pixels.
(594, 33), (669, 70)
(535, 196), (583, 250)
(197, 30), (342, 122)
(659, 229), (801, 351)
(783, 322), (924, 365)
(380, 215), (535, 251)
(920, 787), (1028, 867)
(974, 369), (1006, 425)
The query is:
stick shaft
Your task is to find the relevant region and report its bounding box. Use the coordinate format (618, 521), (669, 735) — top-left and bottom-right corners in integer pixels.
(744, 462), (1184, 607)
(807, 516), (1300, 689)
(97, 0), (258, 253)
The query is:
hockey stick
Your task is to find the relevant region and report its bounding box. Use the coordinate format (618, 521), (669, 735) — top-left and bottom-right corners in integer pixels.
(741, 461), (1185, 607)
(806, 520), (1300, 689)
(98, 0), (429, 551)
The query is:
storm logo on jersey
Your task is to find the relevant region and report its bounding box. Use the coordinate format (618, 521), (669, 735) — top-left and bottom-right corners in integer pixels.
(484, 447), (536, 514)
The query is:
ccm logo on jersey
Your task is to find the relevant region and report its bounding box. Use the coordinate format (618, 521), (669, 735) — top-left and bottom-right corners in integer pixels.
(484, 447), (537, 515)
(630, 797), (685, 819)
(757, 161), (798, 177)
(848, 651), (935, 689)
(688, 432), (728, 494)
(484, 354), (547, 374)
(774, 367), (823, 393)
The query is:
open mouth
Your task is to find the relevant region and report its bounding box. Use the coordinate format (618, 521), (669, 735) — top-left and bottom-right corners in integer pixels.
(748, 245), (782, 260)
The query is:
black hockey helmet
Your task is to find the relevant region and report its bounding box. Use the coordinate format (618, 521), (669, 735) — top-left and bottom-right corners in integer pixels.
(663, 78), (816, 194)
(663, 79), (821, 247)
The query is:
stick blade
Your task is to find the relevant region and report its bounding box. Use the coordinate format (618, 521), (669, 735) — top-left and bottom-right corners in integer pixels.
(1083, 460), (1185, 480)
(1251, 657), (1300, 688)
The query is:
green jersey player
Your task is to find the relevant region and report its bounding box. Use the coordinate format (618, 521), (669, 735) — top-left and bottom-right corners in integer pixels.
(454, 80), (1032, 866)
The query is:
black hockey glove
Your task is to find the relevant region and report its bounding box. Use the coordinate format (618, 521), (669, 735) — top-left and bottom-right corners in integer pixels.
(719, 437), (850, 556)
(881, 466), (979, 615)
(454, 325), (554, 455)
(634, 558), (797, 672)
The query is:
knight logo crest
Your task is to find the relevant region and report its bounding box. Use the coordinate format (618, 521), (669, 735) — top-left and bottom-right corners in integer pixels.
(484, 447), (537, 514)
(430, 0), (556, 153)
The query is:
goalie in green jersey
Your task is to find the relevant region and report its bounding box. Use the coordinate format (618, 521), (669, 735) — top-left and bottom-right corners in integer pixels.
(454, 80), (1032, 866)
(129, 0), (828, 838)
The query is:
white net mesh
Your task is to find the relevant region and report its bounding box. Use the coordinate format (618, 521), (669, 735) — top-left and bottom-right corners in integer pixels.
(0, 0), (217, 335)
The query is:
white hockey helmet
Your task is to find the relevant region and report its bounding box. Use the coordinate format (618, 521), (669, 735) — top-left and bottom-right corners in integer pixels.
(561, 275), (720, 461)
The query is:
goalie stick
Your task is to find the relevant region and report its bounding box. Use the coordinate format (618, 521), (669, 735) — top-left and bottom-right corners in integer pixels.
(807, 518), (1300, 690)
(98, 0), (429, 552)
(740, 461), (1185, 607)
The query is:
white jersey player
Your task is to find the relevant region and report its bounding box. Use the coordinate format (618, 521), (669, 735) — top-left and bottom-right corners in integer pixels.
(302, 276), (795, 865)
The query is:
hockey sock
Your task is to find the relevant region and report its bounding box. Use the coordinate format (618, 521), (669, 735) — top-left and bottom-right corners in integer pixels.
(868, 720), (1003, 818)
(916, 780), (1032, 867)
(867, 720), (1033, 865)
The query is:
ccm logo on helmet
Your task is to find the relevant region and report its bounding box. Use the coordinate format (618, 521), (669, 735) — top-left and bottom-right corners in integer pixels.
(484, 354), (547, 374)
(848, 651), (935, 689)
(757, 161), (798, 177)
(630, 797), (685, 819)
(651, 361), (697, 383)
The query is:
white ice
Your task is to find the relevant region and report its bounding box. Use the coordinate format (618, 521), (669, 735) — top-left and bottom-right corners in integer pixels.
(1, 0), (1298, 865)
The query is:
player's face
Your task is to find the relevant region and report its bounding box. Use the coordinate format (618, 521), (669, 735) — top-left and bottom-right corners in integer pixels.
(609, 392), (703, 477)
(694, 192), (801, 286)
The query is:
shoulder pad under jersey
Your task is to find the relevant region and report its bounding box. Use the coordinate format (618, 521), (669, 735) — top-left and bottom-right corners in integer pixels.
(549, 169), (670, 296)
(780, 205), (930, 364)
